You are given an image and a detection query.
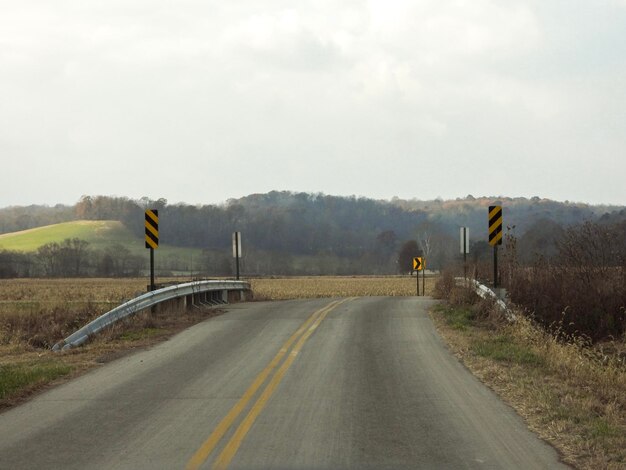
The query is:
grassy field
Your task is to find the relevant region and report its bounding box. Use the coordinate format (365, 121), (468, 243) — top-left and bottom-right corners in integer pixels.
(0, 220), (133, 251)
(431, 284), (626, 470)
(0, 220), (204, 262)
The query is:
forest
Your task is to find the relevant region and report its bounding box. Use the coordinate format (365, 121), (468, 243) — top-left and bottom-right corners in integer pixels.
(0, 192), (624, 277)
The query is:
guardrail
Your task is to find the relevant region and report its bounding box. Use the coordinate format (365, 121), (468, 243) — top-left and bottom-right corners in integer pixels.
(455, 277), (516, 322)
(52, 280), (251, 351)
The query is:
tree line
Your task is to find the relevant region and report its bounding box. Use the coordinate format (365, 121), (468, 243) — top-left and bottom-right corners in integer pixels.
(0, 239), (144, 278)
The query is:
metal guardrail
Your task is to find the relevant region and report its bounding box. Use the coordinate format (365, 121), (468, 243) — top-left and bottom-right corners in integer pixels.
(52, 280), (251, 351)
(455, 277), (516, 321)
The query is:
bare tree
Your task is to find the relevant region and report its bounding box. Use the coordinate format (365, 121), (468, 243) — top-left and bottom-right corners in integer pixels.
(416, 231), (433, 262)
(37, 242), (61, 276)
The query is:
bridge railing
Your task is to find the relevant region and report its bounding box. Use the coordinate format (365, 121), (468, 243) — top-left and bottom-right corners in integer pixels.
(455, 277), (516, 321)
(52, 280), (251, 351)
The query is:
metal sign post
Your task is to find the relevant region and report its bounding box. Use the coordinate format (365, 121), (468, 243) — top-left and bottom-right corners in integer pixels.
(422, 258), (426, 296)
(232, 231), (242, 280)
(145, 209), (159, 292)
(416, 267), (419, 296)
(150, 249), (155, 291)
(493, 246), (498, 288)
(488, 206), (503, 288)
(413, 257), (423, 296)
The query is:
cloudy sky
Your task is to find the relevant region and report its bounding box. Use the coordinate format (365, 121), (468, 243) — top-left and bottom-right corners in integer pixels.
(1, 0), (625, 207)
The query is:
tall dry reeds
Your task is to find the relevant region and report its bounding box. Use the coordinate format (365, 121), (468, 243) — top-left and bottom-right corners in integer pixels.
(504, 222), (626, 342)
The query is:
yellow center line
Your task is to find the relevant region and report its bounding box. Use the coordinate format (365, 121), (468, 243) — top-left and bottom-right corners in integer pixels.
(186, 299), (342, 470)
(211, 297), (352, 470)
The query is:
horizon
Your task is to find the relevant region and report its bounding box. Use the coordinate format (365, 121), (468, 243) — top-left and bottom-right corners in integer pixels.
(1, 190), (624, 210)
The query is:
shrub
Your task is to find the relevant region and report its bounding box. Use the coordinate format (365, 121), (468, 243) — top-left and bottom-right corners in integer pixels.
(505, 222), (626, 342)
(433, 270), (455, 299)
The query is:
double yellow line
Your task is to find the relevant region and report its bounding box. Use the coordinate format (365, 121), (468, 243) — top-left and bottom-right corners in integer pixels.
(186, 298), (352, 470)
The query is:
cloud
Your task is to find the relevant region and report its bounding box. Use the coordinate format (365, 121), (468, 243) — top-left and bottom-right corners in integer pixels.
(367, 0), (541, 57)
(0, 1), (625, 206)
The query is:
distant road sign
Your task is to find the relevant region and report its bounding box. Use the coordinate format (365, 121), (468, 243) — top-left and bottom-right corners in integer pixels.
(145, 209), (159, 249)
(488, 206), (503, 246)
(413, 257), (423, 271)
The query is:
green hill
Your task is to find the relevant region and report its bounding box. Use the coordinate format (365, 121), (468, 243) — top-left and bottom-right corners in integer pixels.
(0, 221), (136, 252)
(0, 221), (206, 271)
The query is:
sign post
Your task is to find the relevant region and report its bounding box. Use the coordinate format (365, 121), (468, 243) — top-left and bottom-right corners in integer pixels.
(422, 258), (426, 296)
(145, 209), (159, 292)
(413, 257), (423, 296)
(460, 227), (470, 280)
(232, 232), (242, 280)
(488, 206), (503, 288)
(417, 262), (419, 296)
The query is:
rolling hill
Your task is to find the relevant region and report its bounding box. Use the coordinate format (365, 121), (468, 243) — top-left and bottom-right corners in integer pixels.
(0, 220), (206, 271)
(0, 221), (136, 252)
(1, 193), (624, 275)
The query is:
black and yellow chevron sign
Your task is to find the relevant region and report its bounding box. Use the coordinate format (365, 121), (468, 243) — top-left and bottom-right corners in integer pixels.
(145, 209), (159, 249)
(488, 205), (503, 246)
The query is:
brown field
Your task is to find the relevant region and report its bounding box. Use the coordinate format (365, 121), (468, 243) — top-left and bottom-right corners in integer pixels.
(0, 277), (160, 304)
(250, 275), (435, 300)
(0, 275), (434, 305)
(0, 275), (432, 409)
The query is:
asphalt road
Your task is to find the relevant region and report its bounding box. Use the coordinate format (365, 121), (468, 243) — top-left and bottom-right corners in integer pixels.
(0, 297), (568, 469)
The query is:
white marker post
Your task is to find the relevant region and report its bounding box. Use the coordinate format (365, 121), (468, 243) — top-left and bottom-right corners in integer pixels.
(460, 227), (469, 280)
(232, 231), (242, 280)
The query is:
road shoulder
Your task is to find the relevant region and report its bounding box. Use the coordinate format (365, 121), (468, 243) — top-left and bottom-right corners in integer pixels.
(429, 302), (626, 470)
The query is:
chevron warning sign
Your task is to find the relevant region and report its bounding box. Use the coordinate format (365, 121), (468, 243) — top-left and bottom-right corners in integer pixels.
(145, 209), (159, 249)
(488, 205), (503, 246)
(413, 257), (423, 271)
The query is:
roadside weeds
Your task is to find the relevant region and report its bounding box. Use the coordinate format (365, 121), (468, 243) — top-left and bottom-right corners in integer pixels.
(0, 305), (223, 410)
(430, 297), (626, 470)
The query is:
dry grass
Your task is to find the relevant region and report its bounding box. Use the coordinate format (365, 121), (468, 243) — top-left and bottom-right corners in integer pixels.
(0, 277), (188, 349)
(0, 277), (222, 409)
(250, 275), (435, 300)
(431, 295), (626, 470)
(0, 305), (224, 409)
(0, 277), (157, 303)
